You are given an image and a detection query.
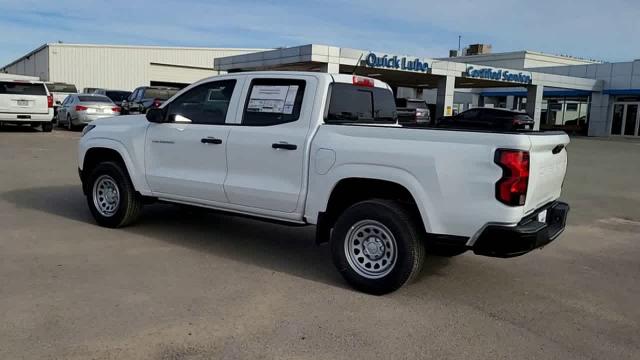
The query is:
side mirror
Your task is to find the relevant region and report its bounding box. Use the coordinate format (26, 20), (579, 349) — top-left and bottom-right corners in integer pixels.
(146, 108), (167, 123)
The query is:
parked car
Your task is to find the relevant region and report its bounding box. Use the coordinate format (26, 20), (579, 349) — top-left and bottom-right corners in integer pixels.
(0, 79), (54, 131)
(78, 72), (570, 294)
(395, 98), (431, 126)
(104, 90), (132, 107)
(57, 94), (120, 131)
(121, 86), (179, 114)
(45, 82), (78, 120)
(439, 107), (535, 131)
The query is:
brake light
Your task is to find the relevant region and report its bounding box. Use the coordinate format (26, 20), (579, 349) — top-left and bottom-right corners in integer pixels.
(352, 75), (374, 87)
(152, 99), (162, 108)
(495, 149), (529, 206)
(47, 95), (53, 108)
(111, 106), (121, 112)
(75, 105), (88, 111)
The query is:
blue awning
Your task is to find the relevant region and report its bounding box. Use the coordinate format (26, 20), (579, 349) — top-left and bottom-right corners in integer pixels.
(480, 90), (592, 97)
(602, 89), (640, 95)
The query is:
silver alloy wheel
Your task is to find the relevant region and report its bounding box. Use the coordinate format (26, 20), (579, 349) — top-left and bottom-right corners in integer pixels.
(92, 175), (120, 217)
(344, 220), (398, 279)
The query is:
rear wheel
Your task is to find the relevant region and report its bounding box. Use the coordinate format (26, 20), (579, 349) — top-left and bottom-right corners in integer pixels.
(86, 161), (143, 228)
(330, 199), (425, 295)
(41, 122), (53, 132)
(66, 115), (74, 131)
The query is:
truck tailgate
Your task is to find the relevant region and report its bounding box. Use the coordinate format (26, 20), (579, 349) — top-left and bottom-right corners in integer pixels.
(525, 133), (570, 215)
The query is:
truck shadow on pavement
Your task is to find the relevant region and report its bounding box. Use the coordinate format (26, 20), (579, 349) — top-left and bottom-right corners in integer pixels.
(2, 185), (453, 291)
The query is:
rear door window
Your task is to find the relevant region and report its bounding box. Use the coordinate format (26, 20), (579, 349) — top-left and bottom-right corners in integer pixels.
(0, 82), (47, 96)
(326, 83), (397, 124)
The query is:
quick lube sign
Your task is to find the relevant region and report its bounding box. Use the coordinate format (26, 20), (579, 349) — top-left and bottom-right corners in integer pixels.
(465, 66), (532, 84)
(365, 53), (429, 72)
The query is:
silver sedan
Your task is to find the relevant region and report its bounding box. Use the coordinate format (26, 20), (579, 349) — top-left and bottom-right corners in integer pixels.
(57, 94), (121, 130)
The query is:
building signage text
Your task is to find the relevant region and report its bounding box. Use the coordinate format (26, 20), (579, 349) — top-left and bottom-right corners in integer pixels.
(365, 53), (429, 72)
(465, 66), (532, 84)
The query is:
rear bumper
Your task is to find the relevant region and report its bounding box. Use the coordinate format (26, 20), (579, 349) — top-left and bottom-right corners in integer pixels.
(0, 112), (54, 122)
(472, 201), (569, 258)
(75, 113), (119, 124)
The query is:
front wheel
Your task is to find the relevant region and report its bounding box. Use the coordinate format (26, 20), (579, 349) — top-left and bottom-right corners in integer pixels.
(330, 199), (425, 295)
(86, 161), (143, 228)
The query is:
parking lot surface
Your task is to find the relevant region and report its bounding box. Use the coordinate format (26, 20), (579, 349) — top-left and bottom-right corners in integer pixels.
(1, 128), (639, 359)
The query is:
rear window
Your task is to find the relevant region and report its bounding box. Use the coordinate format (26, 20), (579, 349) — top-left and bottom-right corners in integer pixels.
(327, 83), (397, 124)
(0, 81), (47, 96)
(105, 91), (131, 102)
(144, 88), (178, 100)
(46, 83), (77, 93)
(78, 95), (112, 103)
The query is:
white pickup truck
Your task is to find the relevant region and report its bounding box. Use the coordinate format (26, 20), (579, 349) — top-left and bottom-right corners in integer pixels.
(78, 72), (570, 294)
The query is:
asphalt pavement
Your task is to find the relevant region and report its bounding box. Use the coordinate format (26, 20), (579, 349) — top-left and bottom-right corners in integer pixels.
(1, 126), (639, 359)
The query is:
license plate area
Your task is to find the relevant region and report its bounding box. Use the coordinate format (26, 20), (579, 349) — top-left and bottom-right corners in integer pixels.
(17, 100), (29, 106)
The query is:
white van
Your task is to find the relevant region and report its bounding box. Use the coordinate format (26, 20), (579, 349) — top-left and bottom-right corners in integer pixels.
(0, 79), (55, 132)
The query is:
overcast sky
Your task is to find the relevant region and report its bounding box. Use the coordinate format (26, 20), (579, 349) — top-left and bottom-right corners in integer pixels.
(1, 0), (638, 66)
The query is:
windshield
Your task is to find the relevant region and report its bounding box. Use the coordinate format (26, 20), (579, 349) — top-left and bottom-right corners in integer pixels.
(47, 83), (77, 93)
(0, 81), (47, 95)
(145, 88), (178, 100)
(78, 95), (112, 103)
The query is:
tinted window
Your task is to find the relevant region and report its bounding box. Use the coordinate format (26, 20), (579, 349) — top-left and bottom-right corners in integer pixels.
(78, 95), (112, 103)
(144, 88), (178, 100)
(0, 82), (47, 95)
(46, 83), (77, 93)
(242, 79), (306, 126)
(460, 109), (479, 119)
(327, 83), (397, 124)
(105, 91), (131, 102)
(406, 100), (427, 109)
(166, 80), (236, 125)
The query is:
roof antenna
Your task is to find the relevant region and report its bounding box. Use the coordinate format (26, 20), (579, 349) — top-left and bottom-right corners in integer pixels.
(352, 53), (365, 75)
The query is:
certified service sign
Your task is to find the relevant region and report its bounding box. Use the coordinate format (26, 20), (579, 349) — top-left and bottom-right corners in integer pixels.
(365, 53), (429, 72)
(465, 66), (532, 84)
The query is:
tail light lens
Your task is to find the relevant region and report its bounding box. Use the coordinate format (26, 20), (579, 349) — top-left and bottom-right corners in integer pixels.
(111, 106), (121, 112)
(47, 95), (53, 108)
(495, 149), (529, 206)
(75, 105), (88, 111)
(152, 99), (162, 108)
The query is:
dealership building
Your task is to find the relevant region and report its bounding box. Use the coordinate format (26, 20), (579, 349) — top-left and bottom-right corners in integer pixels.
(3, 42), (640, 137)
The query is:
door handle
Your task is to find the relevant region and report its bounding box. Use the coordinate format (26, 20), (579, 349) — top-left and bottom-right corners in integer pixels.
(272, 142), (297, 150)
(201, 137), (223, 144)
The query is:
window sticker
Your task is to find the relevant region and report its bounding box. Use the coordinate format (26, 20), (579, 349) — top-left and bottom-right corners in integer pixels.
(247, 85), (299, 114)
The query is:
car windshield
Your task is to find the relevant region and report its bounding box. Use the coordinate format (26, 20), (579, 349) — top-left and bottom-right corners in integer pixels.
(0, 81), (47, 95)
(105, 91), (131, 102)
(78, 95), (112, 103)
(405, 101), (427, 109)
(145, 88), (178, 100)
(47, 83), (77, 93)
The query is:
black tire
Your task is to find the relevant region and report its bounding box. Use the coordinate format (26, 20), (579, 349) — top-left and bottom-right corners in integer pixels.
(330, 199), (425, 295)
(86, 161), (143, 228)
(66, 115), (74, 131)
(41, 122), (53, 132)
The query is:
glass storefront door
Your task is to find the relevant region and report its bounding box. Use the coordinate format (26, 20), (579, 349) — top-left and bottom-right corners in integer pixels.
(611, 103), (640, 136)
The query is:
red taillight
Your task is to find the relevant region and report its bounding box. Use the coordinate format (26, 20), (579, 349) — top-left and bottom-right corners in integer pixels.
(112, 106), (121, 112)
(152, 99), (162, 108)
(352, 75), (375, 87)
(495, 149), (529, 206)
(47, 95), (53, 108)
(75, 105), (88, 111)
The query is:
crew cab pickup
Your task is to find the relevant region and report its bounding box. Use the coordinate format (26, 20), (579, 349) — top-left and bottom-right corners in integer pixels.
(78, 72), (570, 294)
